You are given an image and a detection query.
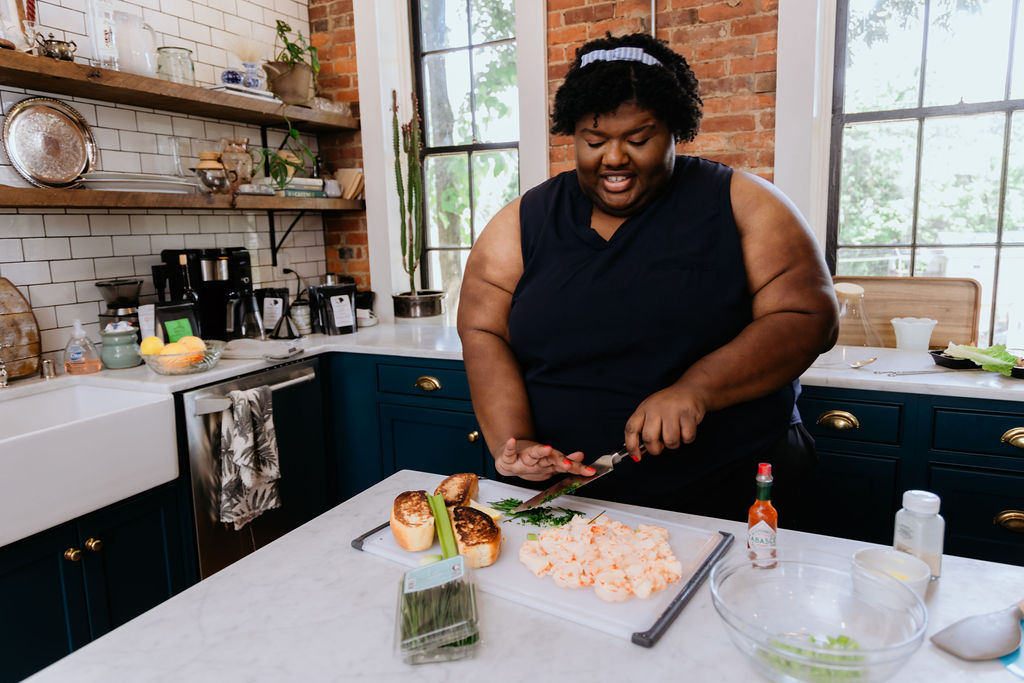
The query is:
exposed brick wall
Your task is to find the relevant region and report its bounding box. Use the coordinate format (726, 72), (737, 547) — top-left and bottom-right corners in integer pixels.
(311, 0), (779, 289)
(310, 0), (371, 289)
(548, 0), (778, 180)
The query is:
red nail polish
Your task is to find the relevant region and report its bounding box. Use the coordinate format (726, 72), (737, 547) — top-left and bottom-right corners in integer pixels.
(631, 455), (641, 462)
(563, 458), (572, 466)
(586, 466), (596, 473)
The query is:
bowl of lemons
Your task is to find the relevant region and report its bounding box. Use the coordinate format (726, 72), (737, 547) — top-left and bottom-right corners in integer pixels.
(140, 336), (225, 375)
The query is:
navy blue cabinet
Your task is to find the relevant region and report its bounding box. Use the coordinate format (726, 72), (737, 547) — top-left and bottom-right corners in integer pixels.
(0, 481), (193, 682)
(797, 385), (1024, 565)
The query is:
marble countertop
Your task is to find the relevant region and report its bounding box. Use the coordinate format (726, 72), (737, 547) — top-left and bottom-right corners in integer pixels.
(25, 469), (1023, 683)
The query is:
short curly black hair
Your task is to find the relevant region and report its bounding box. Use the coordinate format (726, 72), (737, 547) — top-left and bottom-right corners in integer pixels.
(551, 33), (702, 142)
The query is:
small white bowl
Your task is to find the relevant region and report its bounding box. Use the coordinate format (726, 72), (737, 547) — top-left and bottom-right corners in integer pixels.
(853, 548), (931, 599)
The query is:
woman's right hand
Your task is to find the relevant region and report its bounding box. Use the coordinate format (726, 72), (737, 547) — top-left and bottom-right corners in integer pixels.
(494, 437), (593, 481)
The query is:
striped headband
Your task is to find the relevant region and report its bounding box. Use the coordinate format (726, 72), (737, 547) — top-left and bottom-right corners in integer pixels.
(579, 46), (664, 69)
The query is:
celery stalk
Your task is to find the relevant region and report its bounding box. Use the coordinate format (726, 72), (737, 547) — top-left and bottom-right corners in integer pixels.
(428, 493), (458, 559)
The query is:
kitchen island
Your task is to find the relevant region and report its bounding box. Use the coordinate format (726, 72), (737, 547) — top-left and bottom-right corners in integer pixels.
(25, 470), (1023, 682)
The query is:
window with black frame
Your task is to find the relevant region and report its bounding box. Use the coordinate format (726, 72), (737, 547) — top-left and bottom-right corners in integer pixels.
(410, 0), (521, 308)
(829, 0), (1024, 346)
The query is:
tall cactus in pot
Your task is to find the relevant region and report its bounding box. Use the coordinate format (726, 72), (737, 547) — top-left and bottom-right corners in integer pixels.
(392, 90), (423, 295)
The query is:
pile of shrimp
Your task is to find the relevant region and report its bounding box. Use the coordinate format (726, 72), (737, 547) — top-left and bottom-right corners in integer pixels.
(518, 513), (683, 602)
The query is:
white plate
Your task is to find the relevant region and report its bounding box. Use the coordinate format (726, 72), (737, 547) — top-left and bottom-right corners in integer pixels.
(81, 178), (198, 193)
(82, 171), (191, 182)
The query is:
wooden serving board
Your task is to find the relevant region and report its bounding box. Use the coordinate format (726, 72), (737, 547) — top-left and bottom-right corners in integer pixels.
(353, 476), (732, 647)
(0, 278), (41, 378)
(834, 275), (981, 348)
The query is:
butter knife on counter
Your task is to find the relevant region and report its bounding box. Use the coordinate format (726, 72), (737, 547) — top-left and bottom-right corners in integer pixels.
(511, 443), (646, 514)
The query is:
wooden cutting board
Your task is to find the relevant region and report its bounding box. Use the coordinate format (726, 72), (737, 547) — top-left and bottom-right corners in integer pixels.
(354, 476), (731, 646)
(833, 276), (982, 348)
(0, 278), (41, 378)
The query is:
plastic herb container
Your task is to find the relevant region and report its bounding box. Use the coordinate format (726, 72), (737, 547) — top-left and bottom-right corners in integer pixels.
(395, 555), (479, 664)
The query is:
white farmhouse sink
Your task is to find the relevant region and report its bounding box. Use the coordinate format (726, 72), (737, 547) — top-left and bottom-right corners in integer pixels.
(0, 383), (178, 546)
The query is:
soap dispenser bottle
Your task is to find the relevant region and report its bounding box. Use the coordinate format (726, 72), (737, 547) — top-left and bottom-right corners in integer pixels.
(63, 319), (102, 374)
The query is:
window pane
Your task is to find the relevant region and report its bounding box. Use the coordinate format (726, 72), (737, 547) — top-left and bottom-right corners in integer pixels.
(917, 114), (1004, 244)
(471, 0), (514, 43)
(424, 153), (471, 248)
(419, 0), (469, 51)
(915, 246), (994, 343)
(844, 0), (923, 113)
(1013, 5), (1024, 99)
(423, 51), (473, 147)
(425, 248), (469, 319)
(997, 247), (1024, 347)
(471, 149), (519, 234)
(838, 120), (918, 245)
(836, 247), (911, 277)
(473, 43), (519, 143)
(1004, 112), (1024, 239)
(923, 0), (1012, 107)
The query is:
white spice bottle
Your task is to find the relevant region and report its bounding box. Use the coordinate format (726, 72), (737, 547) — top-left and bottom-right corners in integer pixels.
(893, 490), (945, 579)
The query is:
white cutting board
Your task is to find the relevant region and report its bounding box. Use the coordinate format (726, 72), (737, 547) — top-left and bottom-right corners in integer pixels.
(356, 476), (729, 643)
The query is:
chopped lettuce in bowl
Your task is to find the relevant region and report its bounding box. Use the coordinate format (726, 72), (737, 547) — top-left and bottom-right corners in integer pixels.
(944, 343), (1022, 376)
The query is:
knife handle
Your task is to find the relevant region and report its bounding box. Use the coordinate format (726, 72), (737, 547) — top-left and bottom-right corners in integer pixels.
(611, 442), (647, 464)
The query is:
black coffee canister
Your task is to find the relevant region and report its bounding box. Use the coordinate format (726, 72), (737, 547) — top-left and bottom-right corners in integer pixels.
(313, 283), (357, 334)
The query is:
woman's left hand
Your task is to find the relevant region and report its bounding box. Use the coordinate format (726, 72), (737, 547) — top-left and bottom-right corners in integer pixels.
(624, 385), (707, 459)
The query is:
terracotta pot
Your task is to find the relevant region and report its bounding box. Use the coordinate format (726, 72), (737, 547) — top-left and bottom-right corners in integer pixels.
(263, 61), (314, 104)
(393, 290), (445, 318)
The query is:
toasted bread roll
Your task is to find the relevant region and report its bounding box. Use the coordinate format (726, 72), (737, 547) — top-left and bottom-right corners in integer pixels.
(452, 506), (501, 568)
(434, 473), (479, 508)
(390, 490), (435, 552)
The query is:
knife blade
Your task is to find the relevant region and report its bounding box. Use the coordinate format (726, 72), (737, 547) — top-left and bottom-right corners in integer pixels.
(510, 443), (644, 514)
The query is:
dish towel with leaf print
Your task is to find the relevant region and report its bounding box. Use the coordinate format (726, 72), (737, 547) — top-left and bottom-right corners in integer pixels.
(219, 386), (281, 530)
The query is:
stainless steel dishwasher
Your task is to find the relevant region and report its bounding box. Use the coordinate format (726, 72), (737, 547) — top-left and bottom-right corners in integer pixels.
(180, 358), (328, 578)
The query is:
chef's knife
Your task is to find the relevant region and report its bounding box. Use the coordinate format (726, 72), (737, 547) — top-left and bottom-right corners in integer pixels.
(511, 443), (645, 514)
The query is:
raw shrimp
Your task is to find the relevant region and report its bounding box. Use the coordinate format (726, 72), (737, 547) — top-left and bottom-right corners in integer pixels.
(518, 513), (683, 602)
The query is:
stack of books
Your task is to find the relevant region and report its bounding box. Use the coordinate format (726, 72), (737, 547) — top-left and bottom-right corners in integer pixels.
(335, 169), (364, 200)
(263, 177), (326, 198)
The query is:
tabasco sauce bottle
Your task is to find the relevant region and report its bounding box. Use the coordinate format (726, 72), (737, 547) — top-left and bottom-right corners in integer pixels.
(747, 462), (778, 567)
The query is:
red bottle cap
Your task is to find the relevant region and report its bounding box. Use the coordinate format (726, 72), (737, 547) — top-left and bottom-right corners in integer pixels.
(757, 462), (772, 476)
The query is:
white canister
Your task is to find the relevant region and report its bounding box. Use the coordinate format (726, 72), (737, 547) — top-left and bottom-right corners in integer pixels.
(890, 317), (938, 351)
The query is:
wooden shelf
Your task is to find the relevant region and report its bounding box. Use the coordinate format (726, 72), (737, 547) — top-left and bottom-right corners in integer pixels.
(0, 49), (358, 133)
(0, 186), (364, 211)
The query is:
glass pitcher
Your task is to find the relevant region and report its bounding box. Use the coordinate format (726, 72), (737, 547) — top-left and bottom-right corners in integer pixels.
(219, 137), (255, 187)
(157, 46), (195, 86)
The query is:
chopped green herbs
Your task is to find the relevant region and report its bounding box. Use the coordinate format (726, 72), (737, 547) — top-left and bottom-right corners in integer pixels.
(489, 498), (583, 527)
(399, 577), (477, 654)
(541, 482), (581, 504)
(759, 634), (865, 681)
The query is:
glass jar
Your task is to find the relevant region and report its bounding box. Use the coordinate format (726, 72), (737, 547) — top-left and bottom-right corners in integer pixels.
(835, 282), (883, 346)
(99, 329), (142, 369)
(220, 137), (254, 187)
(156, 46), (195, 86)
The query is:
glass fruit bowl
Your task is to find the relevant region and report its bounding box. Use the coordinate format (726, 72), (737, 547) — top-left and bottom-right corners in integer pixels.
(142, 339), (225, 375)
(710, 550), (927, 682)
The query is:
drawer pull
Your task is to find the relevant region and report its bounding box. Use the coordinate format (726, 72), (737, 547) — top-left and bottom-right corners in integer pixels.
(63, 547), (82, 562)
(414, 376), (441, 392)
(1000, 427), (1024, 449)
(467, 430), (480, 443)
(85, 537), (103, 551)
(816, 410), (860, 431)
(994, 510), (1024, 532)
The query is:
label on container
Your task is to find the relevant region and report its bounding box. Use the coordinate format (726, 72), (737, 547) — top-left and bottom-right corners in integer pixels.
(403, 555), (465, 594)
(330, 294), (354, 328)
(163, 318), (193, 342)
(747, 520), (776, 557)
(262, 297), (283, 330)
(68, 344), (84, 362)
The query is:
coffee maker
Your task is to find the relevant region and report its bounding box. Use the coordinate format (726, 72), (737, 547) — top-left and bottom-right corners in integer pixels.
(96, 278), (142, 332)
(159, 248), (255, 340)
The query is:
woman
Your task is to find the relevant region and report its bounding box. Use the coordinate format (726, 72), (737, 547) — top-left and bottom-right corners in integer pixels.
(457, 33), (838, 518)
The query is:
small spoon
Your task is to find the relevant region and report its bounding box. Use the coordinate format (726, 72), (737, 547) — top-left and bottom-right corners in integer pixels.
(848, 357), (877, 368)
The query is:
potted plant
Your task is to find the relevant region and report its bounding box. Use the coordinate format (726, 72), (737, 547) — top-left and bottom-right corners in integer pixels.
(263, 20), (318, 105)
(391, 89), (444, 318)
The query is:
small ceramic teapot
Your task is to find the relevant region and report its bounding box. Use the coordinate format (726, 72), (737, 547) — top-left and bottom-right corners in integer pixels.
(35, 33), (76, 61)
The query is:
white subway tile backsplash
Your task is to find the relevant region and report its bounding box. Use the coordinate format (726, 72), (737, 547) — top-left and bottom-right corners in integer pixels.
(133, 254), (164, 275)
(165, 215), (200, 233)
(0, 261), (52, 285)
(145, 8), (182, 35)
(33, 306), (57, 330)
(172, 117), (206, 139)
(50, 259), (96, 282)
(215, 233), (245, 248)
(41, 328), (71, 354)
(98, 150), (142, 173)
(96, 106), (138, 131)
(179, 18), (212, 43)
(0, 239), (23, 262)
(113, 235), (153, 256)
(182, 234), (217, 249)
(150, 234), (185, 251)
(193, 4), (224, 29)
(43, 215), (90, 237)
(199, 215), (230, 233)
(0, 214), (44, 237)
(91, 128), (121, 149)
(74, 281), (104, 303)
(130, 215), (168, 235)
(94, 257), (137, 278)
(37, 3), (86, 35)
(90, 215), (133, 235)
(57, 302), (102, 328)
(136, 113), (176, 135)
(120, 131), (159, 153)
(160, 0), (195, 19)
(23, 238), (72, 261)
(70, 237), (114, 258)
(29, 282), (78, 306)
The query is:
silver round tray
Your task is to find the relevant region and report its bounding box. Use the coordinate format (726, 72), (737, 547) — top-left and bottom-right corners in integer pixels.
(2, 97), (97, 188)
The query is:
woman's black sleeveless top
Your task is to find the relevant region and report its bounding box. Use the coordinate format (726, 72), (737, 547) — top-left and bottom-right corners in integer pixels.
(508, 155), (798, 510)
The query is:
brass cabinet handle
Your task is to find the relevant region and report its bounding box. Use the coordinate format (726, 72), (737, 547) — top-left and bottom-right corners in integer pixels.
(467, 430), (480, 443)
(1000, 427), (1024, 449)
(64, 547), (82, 562)
(816, 410), (860, 431)
(85, 537), (103, 551)
(994, 510), (1024, 532)
(414, 376), (441, 392)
